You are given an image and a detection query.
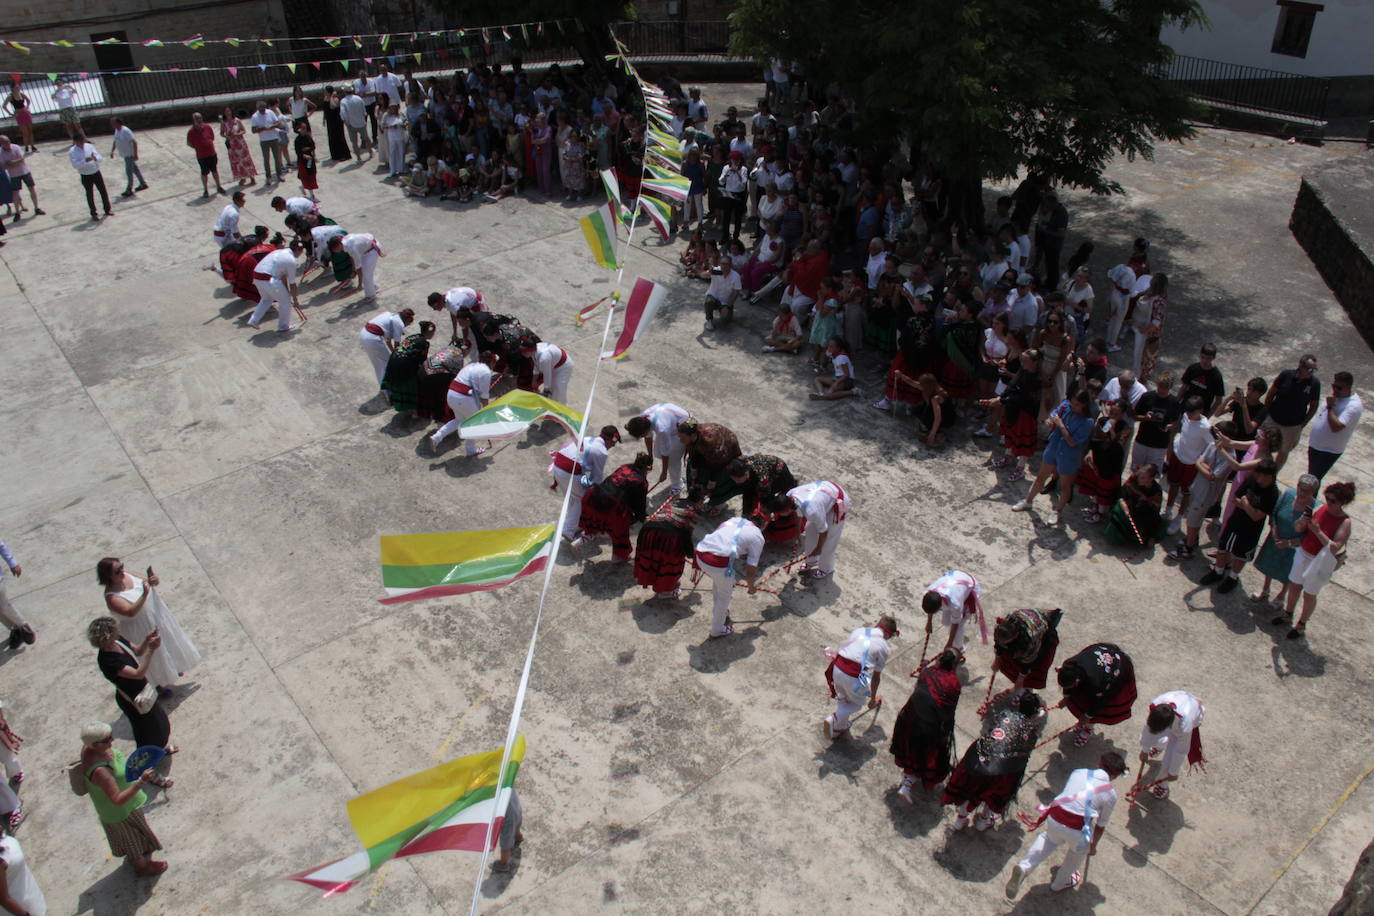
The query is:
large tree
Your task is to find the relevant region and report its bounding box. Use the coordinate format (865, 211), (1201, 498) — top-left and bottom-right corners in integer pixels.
(730, 0), (1207, 227)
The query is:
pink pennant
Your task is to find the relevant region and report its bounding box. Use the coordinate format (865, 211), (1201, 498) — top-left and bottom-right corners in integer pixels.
(311, 61), (321, 70)
(78, 71), (89, 78)
(227, 66), (238, 79)
(364, 57), (372, 63)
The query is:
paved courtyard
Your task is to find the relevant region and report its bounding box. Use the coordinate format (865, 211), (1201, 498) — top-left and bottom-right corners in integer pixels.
(2, 82), (1372, 915)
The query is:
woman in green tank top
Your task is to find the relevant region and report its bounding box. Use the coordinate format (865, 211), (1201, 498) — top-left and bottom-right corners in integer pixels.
(79, 722), (169, 876)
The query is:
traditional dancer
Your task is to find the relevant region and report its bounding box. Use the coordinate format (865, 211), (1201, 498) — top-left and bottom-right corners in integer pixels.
(624, 403), (691, 495)
(427, 352), (494, 457)
(991, 608), (1062, 691)
(248, 241), (303, 332)
(309, 220), (347, 268)
(271, 194), (319, 219)
(633, 499), (698, 599)
(549, 426), (622, 540)
(757, 494), (805, 544)
(890, 648), (960, 797)
(921, 570), (987, 653)
(1058, 643), (1138, 747)
(329, 233), (384, 301)
(358, 308), (415, 390)
(694, 516), (765, 638)
(1138, 690), (1206, 800)
(728, 454), (797, 524)
(822, 615), (897, 738)
(943, 689), (1046, 830)
(678, 418), (742, 505)
(427, 286), (486, 342)
(1005, 751), (1128, 897)
(520, 338), (575, 405)
(783, 480), (848, 580)
(232, 227), (276, 302)
(213, 190), (245, 247)
(574, 453), (651, 561)
(983, 348), (1043, 481)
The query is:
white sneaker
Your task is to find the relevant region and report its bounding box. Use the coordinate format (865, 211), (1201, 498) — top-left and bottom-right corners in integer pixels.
(872, 397), (892, 411)
(820, 718), (834, 740)
(705, 319), (716, 330)
(761, 344), (777, 352)
(1011, 500), (1030, 512)
(975, 810), (998, 831)
(1047, 510), (1060, 526)
(973, 425), (993, 437)
(951, 812), (970, 830)
(1167, 513), (1183, 534)
(898, 782), (914, 804)
(1107, 344), (1122, 353)
(1005, 865), (1026, 899)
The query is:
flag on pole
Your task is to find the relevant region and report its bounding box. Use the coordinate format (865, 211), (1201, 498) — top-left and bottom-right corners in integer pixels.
(579, 202), (619, 269)
(603, 278), (666, 359)
(641, 176), (690, 203)
(645, 126), (679, 151)
(636, 195), (674, 242)
(600, 169), (628, 220)
(459, 390), (582, 441)
(377, 525), (556, 605)
(288, 736), (527, 896)
(575, 294), (614, 327)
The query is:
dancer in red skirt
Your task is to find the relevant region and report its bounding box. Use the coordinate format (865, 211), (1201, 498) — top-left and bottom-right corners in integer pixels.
(1057, 643), (1137, 747)
(1076, 400), (1133, 524)
(944, 690), (1046, 830)
(991, 608), (1062, 691)
(757, 493), (804, 543)
(890, 649), (962, 802)
(633, 499), (698, 599)
(982, 348), (1043, 482)
(232, 227), (278, 302)
(574, 454), (651, 561)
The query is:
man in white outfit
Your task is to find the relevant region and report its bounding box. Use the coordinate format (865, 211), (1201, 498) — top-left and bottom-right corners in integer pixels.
(310, 221), (347, 266)
(330, 233), (384, 301)
(823, 616), (896, 739)
(271, 194), (318, 219)
(427, 286), (486, 342)
(1104, 258), (1135, 353)
(1138, 690), (1205, 800)
(694, 516), (764, 638)
(521, 339), (574, 405)
(548, 426), (621, 537)
(249, 242), (303, 332)
(920, 570), (985, 652)
(785, 480), (848, 579)
(213, 190), (245, 247)
(429, 352), (494, 457)
(624, 403), (691, 495)
(1127, 271), (1153, 377)
(1006, 752), (1127, 898)
(358, 308), (414, 388)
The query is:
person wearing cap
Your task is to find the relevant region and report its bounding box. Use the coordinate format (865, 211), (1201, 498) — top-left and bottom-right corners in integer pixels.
(823, 616), (897, 739)
(428, 350), (495, 457)
(694, 515), (764, 638)
(78, 720), (170, 877)
(1005, 751), (1127, 897)
(717, 150), (748, 241)
(213, 190), (245, 248)
(520, 336), (574, 405)
(548, 426), (621, 539)
(359, 307), (413, 390)
(427, 286), (487, 344)
(247, 241), (303, 332)
(1006, 274), (1039, 332)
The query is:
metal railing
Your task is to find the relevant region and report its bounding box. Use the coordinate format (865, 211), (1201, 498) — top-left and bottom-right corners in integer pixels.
(611, 20), (735, 58)
(1161, 54), (1330, 122)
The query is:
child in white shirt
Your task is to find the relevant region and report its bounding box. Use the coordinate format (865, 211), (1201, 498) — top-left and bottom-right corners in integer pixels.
(811, 337), (859, 400)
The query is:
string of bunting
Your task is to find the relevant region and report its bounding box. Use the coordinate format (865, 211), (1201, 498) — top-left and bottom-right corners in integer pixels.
(0, 18), (578, 55)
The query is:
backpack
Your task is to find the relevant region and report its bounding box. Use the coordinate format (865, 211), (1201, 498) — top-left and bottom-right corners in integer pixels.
(66, 759), (89, 796)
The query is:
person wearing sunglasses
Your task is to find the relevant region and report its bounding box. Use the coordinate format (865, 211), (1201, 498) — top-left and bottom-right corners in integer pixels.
(1306, 371), (1362, 482)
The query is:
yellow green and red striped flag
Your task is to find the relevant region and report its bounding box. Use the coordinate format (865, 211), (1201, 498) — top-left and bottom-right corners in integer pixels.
(378, 525), (555, 605)
(288, 735), (526, 896)
(459, 389), (582, 440)
(579, 201), (619, 269)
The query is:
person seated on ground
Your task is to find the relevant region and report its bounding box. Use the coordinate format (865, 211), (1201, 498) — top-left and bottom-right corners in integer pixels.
(680, 228), (708, 275)
(403, 158), (435, 197)
(811, 336), (859, 401)
(762, 303), (805, 354)
(686, 240), (720, 281)
(912, 373), (957, 447)
(485, 153), (520, 201)
(434, 157), (460, 199)
(1105, 463), (1165, 548)
(479, 154), (502, 193)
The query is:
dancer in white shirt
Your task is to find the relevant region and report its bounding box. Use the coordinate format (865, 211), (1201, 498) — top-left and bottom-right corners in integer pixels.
(1138, 690), (1206, 800)
(248, 243), (303, 332)
(520, 339), (574, 405)
(358, 308), (414, 387)
(694, 516), (765, 638)
(624, 403), (691, 495)
(920, 570), (987, 653)
(330, 233), (384, 301)
(548, 426), (622, 538)
(427, 286), (486, 341)
(429, 353), (495, 457)
(213, 191), (245, 247)
(783, 480), (848, 579)
(822, 616), (896, 738)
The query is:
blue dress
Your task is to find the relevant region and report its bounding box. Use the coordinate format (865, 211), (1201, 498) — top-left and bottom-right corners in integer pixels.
(1255, 489), (1317, 581)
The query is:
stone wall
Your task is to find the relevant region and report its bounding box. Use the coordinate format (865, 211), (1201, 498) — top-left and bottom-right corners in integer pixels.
(1290, 163), (1374, 351)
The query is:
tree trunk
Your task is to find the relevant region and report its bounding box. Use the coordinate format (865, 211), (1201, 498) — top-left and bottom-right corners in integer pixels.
(943, 175), (987, 237)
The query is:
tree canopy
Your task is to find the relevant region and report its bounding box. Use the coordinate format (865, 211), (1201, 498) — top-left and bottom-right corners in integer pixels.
(730, 0), (1207, 215)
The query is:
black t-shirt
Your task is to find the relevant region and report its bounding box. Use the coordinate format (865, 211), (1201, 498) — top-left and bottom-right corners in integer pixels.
(1181, 363), (1225, 413)
(1222, 399), (1268, 443)
(1134, 391), (1180, 448)
(1226, 477), (1278, 540)
(1269, 369), (1322, 426)
(98, 640), (148, 696)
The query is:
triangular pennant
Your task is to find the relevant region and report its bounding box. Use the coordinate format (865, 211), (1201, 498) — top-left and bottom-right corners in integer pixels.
(227, 66), (238, 79)
(310, 61), (321, 70)
(341, 58), (351, 71)
(226, 38), (240, 47)
(54, 40), (73, 48)
(379, 33), (391, 51)
(412, 52), (421, 64)
(481, 28), (491, 42)
(286, 63), (296, 74)
(520, 24), (529, 42)
(5, 42), (29, 54)
(258, 63), (267, 71)
(501, 27), (512, 41)
(136, 67), (148, 74)
(364, 57), (373, 63)
(324, 37), (341, 48)
(352, 36), (363, 48)
(77, 71), (89, 79)
(262, 39), (273, 48)
(141, 39), (163, 47)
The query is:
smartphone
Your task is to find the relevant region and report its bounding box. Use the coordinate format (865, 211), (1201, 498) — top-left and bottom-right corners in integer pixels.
(146, 566), (153, 578)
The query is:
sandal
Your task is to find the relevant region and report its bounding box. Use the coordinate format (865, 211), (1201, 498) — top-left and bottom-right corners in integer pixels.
(1270, 612), (1293, 627)
(149, 775), (175, 789)
(1287, 623), (1306, 640)
(164, 745), (180, 755)
(133, 859), (169, 876)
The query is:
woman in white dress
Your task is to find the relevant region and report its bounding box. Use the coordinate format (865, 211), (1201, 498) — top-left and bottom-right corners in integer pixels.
(0, 834), (44, 915)
(97, 558), (200, 692)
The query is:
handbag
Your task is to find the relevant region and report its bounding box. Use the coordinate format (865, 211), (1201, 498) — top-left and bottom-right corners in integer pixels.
(118, 683), (158, 715)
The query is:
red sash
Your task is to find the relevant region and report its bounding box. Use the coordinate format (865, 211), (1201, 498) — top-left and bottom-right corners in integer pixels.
(449, 380), (474, 395)
(1048, 806), (1085, 830)
(553, 347), (568, 369)
(253, 271), (272, 281)
(694, 550), (730, 569)
(551, 452), (581, 475)
(364, 322), (384, 337)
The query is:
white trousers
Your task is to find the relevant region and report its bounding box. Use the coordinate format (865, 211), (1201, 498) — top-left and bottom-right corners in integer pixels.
(545, 360), (574, 406)
(551, 467), (586, 537)
(250, 279), (292, 330)
(431, 390), (482, 454)
(684, 193), (706, 225)
(783, 289), (816, 320)
(387, 137), (407, 175)
(360, 331), (391, 384)
(1105, 289), (1128, 346)
(699, 558), (734, 636)
(827, 668), (866, 733)
(800, 519), (844, 575)
(1131, 325), (1150, 377)
(653, 438), (686, 490)
(0, 742), (19, 780)
(1155, 734), (1190, 779)
(356, 249), (380, 300)
(0, 579), (27, 630)
(1019, 818), (1089, 889)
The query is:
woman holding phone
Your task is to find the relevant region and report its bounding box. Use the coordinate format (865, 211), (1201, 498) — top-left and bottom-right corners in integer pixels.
(97, 558), (200, 694)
